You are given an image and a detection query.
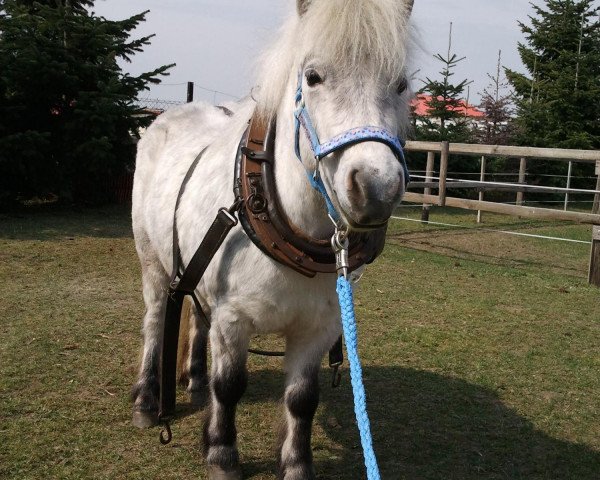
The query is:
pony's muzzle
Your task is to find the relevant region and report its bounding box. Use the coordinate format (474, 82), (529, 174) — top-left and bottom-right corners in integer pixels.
(343, 163), (404, 227)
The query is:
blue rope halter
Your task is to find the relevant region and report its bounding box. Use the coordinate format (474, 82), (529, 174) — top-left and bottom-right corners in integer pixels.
(293, 71), (411, 480)
(293, 71), (410, 223)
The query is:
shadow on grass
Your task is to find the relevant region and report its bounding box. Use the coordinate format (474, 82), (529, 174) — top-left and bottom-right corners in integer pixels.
(387, 235), (586, 277)
(386, 227), (591, 277)
(231, 367), (600, 479)
(0, 204), (133, 240)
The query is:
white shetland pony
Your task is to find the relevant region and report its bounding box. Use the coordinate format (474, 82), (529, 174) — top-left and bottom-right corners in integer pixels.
(131, 1), (415, 478)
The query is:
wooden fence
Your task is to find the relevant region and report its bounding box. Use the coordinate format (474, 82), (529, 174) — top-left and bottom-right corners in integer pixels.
(403, 141), (600, 286)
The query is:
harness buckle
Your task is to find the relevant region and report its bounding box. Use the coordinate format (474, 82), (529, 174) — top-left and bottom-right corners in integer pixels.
(218, 207), (239, 226)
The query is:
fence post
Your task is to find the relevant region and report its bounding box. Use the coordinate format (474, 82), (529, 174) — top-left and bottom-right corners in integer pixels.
(564, 161), (573, 211)
(593, 161), (600, 214)
(187, 82), (194, 103)
(421, 151), (435, 223)
(516, 157), (527, 206)
(589, 226), (600, 287)
(439, 141), (449, 207)
(477, 155), (486, 223)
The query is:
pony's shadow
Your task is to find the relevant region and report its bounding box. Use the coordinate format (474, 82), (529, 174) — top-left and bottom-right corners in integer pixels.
(227, 366), (599, 479)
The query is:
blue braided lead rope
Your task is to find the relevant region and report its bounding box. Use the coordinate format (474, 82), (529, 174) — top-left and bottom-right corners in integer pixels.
(336, 276), (381, 480)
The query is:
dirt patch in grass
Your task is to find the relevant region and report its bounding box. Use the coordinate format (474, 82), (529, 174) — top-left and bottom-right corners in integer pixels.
(1, 205), (599, 479)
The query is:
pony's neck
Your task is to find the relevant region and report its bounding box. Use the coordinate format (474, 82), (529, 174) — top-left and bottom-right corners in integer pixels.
(273, 83), (333, 240)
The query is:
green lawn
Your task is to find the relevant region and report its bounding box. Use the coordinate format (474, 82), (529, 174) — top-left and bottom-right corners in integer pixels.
(1, 205), (598, 479)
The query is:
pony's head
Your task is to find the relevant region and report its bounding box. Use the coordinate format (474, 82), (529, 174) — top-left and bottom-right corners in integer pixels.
(257, 0), (414, 231)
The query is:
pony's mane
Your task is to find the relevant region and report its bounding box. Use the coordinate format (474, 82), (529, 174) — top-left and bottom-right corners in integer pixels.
(255, 0), (414, 120)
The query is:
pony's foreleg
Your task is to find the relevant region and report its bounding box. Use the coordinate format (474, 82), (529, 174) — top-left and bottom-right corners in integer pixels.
(278, 334), (332, 480)
(131, 255), (169, 428)
(203, 311), (249, 480)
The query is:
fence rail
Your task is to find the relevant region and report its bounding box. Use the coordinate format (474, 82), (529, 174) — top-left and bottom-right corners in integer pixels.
(405, 141), (600, 163)
(404, 141), (600, 223)
(403, 140), (600, 286)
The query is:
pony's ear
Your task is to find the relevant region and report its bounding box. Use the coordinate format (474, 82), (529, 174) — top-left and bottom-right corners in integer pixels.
(297, 0), (310, 16)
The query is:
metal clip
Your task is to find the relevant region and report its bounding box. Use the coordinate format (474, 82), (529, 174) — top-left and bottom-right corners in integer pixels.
(331, 230), (350, 278)
(312, 158), (321, 183)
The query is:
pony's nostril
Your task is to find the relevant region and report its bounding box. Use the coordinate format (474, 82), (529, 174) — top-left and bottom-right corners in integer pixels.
(346, 168), (359, 192)
(346, 168), (370, 209)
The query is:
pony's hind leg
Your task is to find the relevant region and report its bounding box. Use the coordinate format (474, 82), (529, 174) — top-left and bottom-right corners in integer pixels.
(203, 309), (249, 480)
(278, 332), (334, 480)
(131, 246), (169, 428)
(182, 298), (210, 406)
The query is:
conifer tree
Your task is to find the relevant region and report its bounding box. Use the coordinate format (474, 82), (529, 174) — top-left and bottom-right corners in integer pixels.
(0, 0), (173, 206)
(412, 23), (475, 178)
(415, 22), (473, 143)
(506, 0), (600, 149)
(505, 0), (599, 194)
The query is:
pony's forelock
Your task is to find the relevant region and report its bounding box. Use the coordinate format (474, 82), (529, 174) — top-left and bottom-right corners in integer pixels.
(255, 0), (413, 121)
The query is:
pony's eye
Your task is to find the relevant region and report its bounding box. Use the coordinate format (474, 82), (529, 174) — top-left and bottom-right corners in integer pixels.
(305, 68), (323, 87)
(397, 77), (408, 94)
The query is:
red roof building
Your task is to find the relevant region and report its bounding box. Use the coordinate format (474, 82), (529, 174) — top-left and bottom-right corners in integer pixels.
(411, 94), (485, 119)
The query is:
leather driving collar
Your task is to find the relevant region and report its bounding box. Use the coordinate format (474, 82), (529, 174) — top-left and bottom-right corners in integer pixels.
(234, 115), (387, 278)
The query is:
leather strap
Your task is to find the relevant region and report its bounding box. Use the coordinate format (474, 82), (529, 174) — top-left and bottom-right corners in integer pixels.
(171, 148), (208, 281)
(328, 335), (344, 388)
(160, 154), (240, 421)
(160, 207), (238, 421)
(159, 290), (185, 421)
(172, 208), (238, 293)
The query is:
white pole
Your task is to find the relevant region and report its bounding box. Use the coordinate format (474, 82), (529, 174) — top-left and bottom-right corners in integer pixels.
(477, 155), (486, 223)
(564, 161), (573, 211)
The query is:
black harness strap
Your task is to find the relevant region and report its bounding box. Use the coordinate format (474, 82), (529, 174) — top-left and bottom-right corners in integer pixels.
(171, 148), (208, 282)
(159, 207), (239, 435)
(328, 336), (344, 388)
(173, 207), (239, 294)
(159, 290), (185, 443)
(159, 147), (241, 433)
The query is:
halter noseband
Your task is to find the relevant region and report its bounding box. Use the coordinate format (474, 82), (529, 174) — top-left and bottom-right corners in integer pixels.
(293, 72), (411, 223)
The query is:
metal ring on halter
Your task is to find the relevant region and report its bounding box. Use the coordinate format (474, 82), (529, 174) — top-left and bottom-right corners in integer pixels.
(334, 229), (349, 246)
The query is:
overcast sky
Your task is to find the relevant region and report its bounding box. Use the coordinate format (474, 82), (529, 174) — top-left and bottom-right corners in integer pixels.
(91, 1), (554, 106)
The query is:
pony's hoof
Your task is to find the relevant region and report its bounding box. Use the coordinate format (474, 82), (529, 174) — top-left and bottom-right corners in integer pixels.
(132, 409), (158, 429)
(207, 464), (243, 480)
(281, 464), (316, 480)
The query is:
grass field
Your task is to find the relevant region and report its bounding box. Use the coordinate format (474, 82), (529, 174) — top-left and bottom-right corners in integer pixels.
(1, 204), (598, 479)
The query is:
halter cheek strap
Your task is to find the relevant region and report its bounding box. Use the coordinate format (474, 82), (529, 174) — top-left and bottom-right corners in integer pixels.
(293, 73), (411, 223)
(294, 87), (341, 222)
